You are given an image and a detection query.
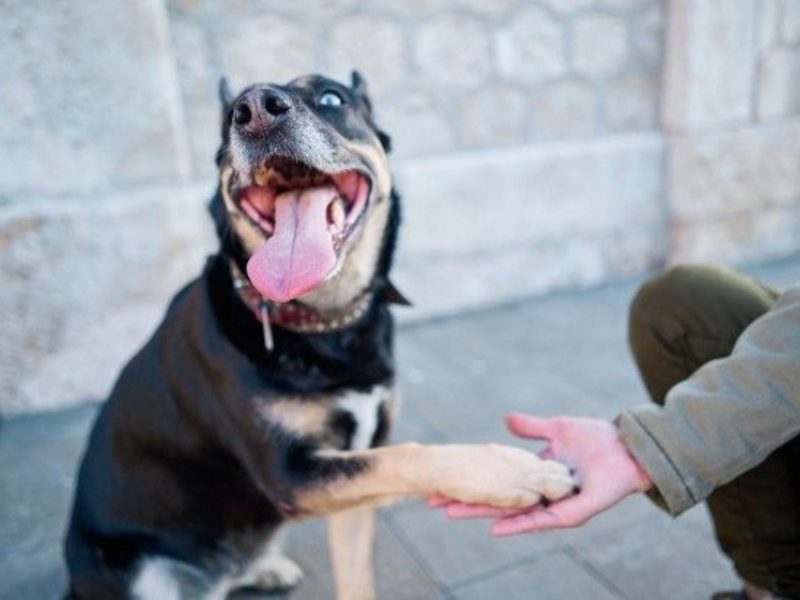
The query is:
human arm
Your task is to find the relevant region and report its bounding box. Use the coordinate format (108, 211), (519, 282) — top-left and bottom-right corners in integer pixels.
(432, 284), (800, 533)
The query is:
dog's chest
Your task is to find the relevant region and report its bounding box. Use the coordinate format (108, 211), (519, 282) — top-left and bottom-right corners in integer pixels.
(257, 384), (396, 450)
(335, 388), (385, 450)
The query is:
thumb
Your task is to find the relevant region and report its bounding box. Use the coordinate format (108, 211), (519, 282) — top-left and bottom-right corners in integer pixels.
(506, 412), (558, 441)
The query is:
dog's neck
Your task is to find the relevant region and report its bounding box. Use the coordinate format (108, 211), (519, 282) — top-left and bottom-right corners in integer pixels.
(206, 254), (397, 392)
(230, 193), (400, 346)
(229, 259), (377, 331)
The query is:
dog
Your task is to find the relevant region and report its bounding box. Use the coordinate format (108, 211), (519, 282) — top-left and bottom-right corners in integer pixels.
(64, 72), (575, 600)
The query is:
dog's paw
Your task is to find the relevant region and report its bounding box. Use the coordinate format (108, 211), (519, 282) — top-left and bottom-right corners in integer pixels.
(434, 444), (575, 509)
(252, 555), (303, 591)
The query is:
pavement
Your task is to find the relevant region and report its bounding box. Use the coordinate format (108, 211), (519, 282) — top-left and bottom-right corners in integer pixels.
(2, 257), (799, 600)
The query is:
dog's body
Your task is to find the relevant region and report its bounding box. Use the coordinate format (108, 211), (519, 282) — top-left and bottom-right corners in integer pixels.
(65, 73), (574, 599)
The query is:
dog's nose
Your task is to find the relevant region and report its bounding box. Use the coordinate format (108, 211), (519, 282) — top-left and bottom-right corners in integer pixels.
(263, 90), (290, 116)
(232, 88), (292, 133)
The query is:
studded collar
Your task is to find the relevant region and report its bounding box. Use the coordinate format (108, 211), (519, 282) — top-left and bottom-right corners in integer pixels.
(229, 260), (385, 351)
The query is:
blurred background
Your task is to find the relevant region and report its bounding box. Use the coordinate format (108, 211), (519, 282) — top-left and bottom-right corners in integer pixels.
(2, 0), (800, 598)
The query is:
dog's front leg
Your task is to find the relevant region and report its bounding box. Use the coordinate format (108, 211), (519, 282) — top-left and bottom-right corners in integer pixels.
(288, 443), (571, 600)
(328, 507), (376, 600)
(292, 442), (574, 517)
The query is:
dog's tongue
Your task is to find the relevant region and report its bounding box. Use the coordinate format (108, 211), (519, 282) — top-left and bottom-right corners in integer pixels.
(247, 186), (338, 303)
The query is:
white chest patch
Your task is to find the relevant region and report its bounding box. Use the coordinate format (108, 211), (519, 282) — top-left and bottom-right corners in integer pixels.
(336, 386), (388, 450)
(131, 558), (181, 600)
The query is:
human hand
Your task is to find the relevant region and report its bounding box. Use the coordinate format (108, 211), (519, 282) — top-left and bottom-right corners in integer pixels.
(428, 412), (652, 536)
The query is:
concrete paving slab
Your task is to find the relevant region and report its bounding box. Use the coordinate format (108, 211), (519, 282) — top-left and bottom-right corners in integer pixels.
(386, 500), (564, 588)
(451, 550), (621, 600)
(0, 405), (96, 600)
(232, 517), (444, 600)
(567, 510), (738, 600)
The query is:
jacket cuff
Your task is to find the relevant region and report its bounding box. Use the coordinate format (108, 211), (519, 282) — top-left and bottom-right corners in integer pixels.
(616, 411), (697, 515)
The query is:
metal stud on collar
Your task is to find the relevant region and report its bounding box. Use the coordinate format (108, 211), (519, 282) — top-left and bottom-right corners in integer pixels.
(259, 301), (274, 352)
(228, 259), (388, 347)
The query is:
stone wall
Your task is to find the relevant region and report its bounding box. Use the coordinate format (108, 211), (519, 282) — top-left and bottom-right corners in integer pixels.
(168, 0), (663, 169)
(664, 0), (800, 264)
(0, 0), (210, 413)
(167, 0), (667, 313)
(1, 0), (798, 414)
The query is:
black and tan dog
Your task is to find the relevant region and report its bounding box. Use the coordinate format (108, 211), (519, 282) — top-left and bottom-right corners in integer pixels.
(64, 72), (574, 600)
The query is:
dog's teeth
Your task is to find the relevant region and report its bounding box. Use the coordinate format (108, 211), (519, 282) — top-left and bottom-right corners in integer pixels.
(254, 166), (270, 187)
(329, 197), (346, 230)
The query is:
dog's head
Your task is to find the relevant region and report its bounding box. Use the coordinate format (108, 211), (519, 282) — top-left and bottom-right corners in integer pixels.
(211, 72), (396, 309)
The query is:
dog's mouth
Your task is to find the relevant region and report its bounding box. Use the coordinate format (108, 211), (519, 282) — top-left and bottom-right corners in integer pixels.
(229, 157), (372, 303)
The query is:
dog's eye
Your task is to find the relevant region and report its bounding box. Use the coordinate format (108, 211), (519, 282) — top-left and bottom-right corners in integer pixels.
(318, 91), (344, 107)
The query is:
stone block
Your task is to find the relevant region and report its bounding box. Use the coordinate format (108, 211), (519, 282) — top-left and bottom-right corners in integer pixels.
(326, 15), (407, 91)
(663, 0), (756, 132)
(168, 16), (214, 101)
(495, 7), (568, 83)
(0, 0), (189, 197)
(220, 15), (317, 87)
(632, 1), (665, 70)
(415, 15), (491, 86)
(603, 75), (659, 131)
(379, 89), (455, 157)
(452, 0), (518, 16)
(757, 48), (800, 121)
(670, 206), (800, 266)
(396, 135), (664, 256)
(364, 0), (448, 17)
(669, 121), (800, 219)
(531, 80), (598, 138)
(757, 0), (780, 53)
(457, 87), (527, 147)
(0, 185), (214, 415)
(394, 228), (664, 321)
(573, 14), (630, 78)
(174, 0), (357, 21)
(780, 0), (800, 45)
(599, 0), (651, 8)
(167, 16), (219, 178)
(181, 100), (222, 180)
(391, 136), (664, 318)
(542, 0), (594, 14)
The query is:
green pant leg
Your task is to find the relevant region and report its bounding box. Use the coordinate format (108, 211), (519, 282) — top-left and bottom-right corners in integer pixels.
(628, 264), (800, 596)
(628, 264), (779, 403)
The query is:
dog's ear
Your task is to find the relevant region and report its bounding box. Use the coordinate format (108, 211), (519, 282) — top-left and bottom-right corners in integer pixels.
(376, 130), (392, 153)
(351, 70), (375, 115)
(351, 70), (369, 103)
(351, 70), (392, 153)
(219, 77), (235, 109)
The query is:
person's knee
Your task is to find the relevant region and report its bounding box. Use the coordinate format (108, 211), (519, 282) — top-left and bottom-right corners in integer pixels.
(627, 264), (740, 370)
(631, 263), (774, 337)
(628, 265), (723, 405)
(629, 264), (708, 332)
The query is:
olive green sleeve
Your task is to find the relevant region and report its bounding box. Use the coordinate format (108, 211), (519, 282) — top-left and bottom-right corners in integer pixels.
(617, 285), (800, 515)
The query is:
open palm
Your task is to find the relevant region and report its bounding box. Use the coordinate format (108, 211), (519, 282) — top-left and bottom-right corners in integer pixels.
(429, 412), (652, 536)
